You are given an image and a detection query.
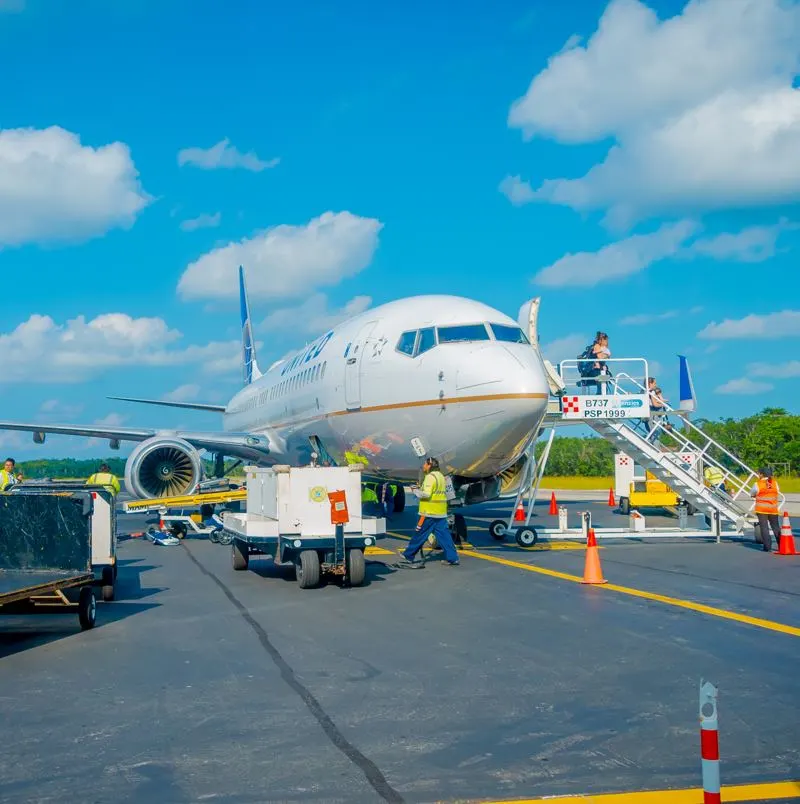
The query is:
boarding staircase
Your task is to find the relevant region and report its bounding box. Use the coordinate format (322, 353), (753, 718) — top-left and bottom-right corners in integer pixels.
(547, 359), (778, 534)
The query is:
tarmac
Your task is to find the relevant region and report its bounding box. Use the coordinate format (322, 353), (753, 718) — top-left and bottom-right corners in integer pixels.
(0, 493), (798, 803)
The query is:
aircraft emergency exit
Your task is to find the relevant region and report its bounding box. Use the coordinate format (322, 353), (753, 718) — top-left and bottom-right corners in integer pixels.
(0, 268), (550, 504)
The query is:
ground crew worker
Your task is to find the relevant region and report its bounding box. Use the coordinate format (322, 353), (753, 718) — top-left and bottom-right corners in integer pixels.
(703, 464), (727, 494)
(87, 462), (121, 497)
(750, 467), (781, 552)
(0, 457), (20, 491)
(396, 457), (459, 568)
(380, 481), (396, 520)
(361, 482), (381, 516)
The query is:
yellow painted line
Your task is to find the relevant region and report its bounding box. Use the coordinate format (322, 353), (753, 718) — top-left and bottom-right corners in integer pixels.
(480, 779), (800, 803)
(364, 546), (394, 555)
(459, 550), (800, 638)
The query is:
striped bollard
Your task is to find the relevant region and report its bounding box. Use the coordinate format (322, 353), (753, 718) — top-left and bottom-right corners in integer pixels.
(700, 679), (721, 803)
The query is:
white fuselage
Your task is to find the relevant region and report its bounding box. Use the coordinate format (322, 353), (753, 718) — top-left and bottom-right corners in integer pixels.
(223, 296), (549, 482)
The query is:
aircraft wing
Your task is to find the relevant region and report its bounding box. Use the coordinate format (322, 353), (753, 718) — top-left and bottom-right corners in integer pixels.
(0, 421), (271, 461)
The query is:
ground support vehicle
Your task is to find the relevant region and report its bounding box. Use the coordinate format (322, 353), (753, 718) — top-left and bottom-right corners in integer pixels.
(222, 464), (386, 589)
(9, 481), (118, 601)
(0, 490), (99, 630)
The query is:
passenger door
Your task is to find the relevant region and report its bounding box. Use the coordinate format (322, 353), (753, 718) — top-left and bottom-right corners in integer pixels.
(345, 321), (377, 410)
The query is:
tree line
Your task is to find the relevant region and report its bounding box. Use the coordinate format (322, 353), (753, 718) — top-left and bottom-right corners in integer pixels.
(10, 409), (797, 480)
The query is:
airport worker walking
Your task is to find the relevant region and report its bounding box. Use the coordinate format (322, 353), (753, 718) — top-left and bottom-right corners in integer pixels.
(87, 462), (121, 497)
(751, 467), (781, 552)
(396, 457), (459, 568)
(0, 457), (20, 491)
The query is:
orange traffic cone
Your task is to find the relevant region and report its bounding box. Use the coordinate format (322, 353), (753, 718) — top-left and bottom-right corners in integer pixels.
(777, 512), (797, 556)
(608, 488), (616, 507)
(514, 499), (526, 522)
(581, 528), (607, 584)
(549, 492), (558, 516)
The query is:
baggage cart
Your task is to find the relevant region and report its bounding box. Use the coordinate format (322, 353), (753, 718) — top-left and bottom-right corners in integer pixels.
(222, 464), (386, 589)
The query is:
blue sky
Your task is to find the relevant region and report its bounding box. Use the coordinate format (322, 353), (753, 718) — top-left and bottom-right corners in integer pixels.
(1, 0), (798, 459)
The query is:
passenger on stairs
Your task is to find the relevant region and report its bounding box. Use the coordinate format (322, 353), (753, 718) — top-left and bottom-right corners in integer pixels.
(751, 467), (781, 552)
(645, 378), (674, 441)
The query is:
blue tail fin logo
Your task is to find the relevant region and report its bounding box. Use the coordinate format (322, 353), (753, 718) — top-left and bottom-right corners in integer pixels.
(678, 354), (696, 412)
(239, 266), (262, 385)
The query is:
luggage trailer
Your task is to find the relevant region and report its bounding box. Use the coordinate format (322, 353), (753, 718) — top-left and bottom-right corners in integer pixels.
(222, 464), (386, 589)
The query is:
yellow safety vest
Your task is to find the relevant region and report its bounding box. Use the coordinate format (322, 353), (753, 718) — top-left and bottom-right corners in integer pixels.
(361, 486), (378, 504)
(88, 472), (120, 497)
(0, 469), (16, 490)
(704, 466), (724, 486)
(419, 471), (447, 517)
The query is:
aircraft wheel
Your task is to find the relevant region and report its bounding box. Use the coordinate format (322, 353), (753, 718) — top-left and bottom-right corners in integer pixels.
(619, 497), (630, 515)
(489, 519), (506, 541)
(452, 514), (468, 546)
(393, 485), (406, 513)
(515, 527), (538, 548)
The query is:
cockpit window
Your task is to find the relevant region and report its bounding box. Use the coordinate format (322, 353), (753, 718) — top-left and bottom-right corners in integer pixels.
(396, 330), (417, 356)
(436, 324), (490, 343)
(490, 324), (529, 344)
(417, 327), (436, 355)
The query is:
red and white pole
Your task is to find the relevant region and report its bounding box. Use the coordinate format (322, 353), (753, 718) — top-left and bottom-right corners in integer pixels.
(700, 679), (721, 803)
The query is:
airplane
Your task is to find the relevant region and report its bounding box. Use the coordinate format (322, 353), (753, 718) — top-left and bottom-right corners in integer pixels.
(0, 267), (551, 529)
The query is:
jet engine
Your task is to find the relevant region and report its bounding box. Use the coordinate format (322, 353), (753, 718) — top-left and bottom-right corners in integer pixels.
(125, 436), (204, 499)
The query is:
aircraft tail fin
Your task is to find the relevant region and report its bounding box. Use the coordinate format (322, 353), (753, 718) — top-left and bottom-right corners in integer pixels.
(239, 265), (262, 385)
(678, 354), (697, 412)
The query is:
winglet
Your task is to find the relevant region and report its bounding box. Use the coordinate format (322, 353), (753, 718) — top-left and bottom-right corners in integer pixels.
(678, 354), (696, 412)
(239, 265), (262, 385)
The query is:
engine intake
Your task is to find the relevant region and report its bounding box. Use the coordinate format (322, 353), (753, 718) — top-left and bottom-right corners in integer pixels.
(125, 436), (203, 499)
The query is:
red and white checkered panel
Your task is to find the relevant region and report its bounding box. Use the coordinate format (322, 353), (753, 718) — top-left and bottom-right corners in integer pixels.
(562, 396), (580, 414)
(680, 453), (696, 465)
(617, 455), (631, 466)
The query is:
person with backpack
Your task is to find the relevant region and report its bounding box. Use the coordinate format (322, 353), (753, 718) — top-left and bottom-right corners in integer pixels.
(577, 332), (611, 394)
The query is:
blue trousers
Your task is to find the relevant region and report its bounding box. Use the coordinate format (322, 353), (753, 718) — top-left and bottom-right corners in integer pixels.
(403, 516), (458, 564)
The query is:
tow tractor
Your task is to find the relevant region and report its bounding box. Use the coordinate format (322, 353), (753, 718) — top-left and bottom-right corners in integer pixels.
(221, 464), (385, 589)
(124, 488), (247, 544)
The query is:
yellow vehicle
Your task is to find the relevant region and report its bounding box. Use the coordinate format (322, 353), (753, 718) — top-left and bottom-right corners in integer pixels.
(620, 471), (680, 514)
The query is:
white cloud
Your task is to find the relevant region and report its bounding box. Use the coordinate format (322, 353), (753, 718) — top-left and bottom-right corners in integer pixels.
(506, 0), (800, 226)
(178, 211), (383, 301)
(533, 220), (697, 287)
(688, 219), (797, 263)
(0, 126), (151, 247)
(498, 175), (536, 205)
(163, 383), (201, 402)
(747, 361), (800, 379)
(180, 212), (221, 232)
(177, 138), (279, 172)
(0, 313), (240, 384)
(698, 310), (800, 340)
(619, 311), (677, 325)
(38, 399), (85, 419)
(541, 333), (587, 364)
(715, 377), (774, 395)
(261, 294), (372, 335)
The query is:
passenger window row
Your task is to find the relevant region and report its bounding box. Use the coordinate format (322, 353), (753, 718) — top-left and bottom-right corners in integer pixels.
(396, 322), (529, 357)
(267, 361), (328, 401)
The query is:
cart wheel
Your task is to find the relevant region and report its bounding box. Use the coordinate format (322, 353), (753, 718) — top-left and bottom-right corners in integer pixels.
(172, 523), (187, 539)
(619, 497), (630, 515)
(102, 584), (115, 602)
(515, 527), (538, 548)
(489, 519), (506, 541)
(209, 529), (220, 543)
(218, 530), (233, 546)
(347, 549), (366, 587)
(296, 550), (320, 589)
(232, 540), (249, 571)
(427, 533), (439, 549)
(78, 586), (97, 630)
